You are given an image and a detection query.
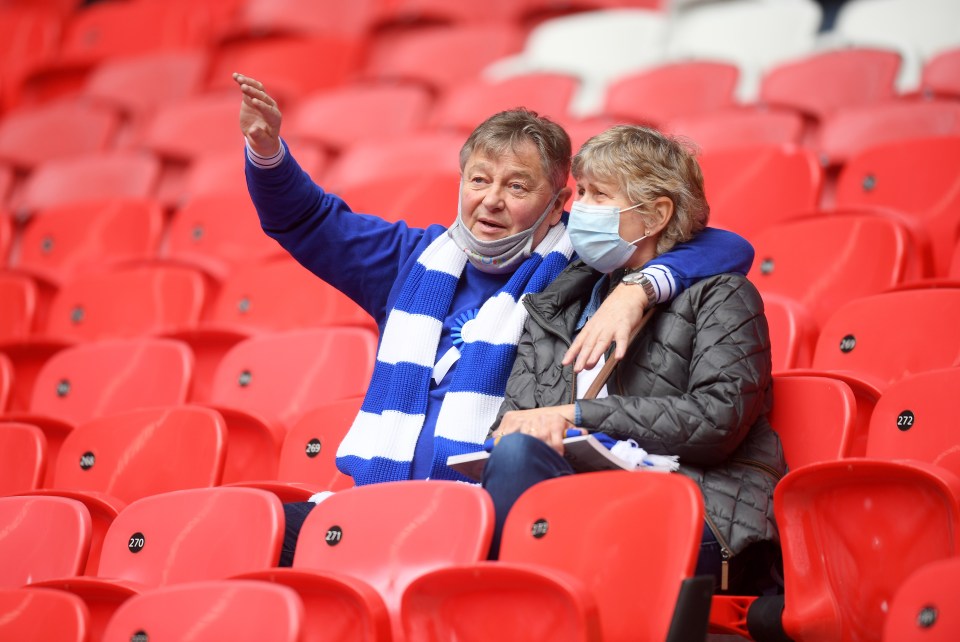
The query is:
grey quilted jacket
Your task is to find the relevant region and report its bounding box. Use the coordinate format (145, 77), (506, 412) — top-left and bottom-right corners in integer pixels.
(491, 260), (785, 560)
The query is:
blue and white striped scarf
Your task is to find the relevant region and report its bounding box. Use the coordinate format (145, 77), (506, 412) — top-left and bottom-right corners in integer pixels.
(336, 223), (573, 485)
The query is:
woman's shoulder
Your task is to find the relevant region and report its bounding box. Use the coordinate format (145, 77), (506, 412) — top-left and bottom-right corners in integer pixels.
(675, 273), (764, 315)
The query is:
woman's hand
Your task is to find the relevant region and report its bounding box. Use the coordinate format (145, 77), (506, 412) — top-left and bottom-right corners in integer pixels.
(234, 73), (282, 157)
(562, 282), (650, 372)
(495, 405), (581, 455)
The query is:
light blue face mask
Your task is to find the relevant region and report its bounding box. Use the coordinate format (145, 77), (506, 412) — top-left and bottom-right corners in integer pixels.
(567, 201), (648, 273)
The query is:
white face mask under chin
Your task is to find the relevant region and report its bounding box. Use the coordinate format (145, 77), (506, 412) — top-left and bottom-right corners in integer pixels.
(567, 201), (648, 273)
(447, 187), (559, 274)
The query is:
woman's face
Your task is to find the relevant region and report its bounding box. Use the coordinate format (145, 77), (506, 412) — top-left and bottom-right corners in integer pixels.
(574, 173), (648, 245)
(459, 141), (564, 246)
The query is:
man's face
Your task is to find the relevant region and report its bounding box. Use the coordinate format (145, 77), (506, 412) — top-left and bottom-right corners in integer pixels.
(460, 141), (564, 247)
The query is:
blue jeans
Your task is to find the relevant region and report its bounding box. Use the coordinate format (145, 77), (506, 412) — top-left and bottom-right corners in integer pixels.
(482, 433), (723, 583)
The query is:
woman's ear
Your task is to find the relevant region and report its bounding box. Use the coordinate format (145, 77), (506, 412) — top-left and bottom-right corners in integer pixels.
(646, 196), (675, 235)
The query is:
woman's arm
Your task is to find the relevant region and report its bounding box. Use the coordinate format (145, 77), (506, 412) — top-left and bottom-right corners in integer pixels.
(578, 276), (772, 466)
(564, 228), (754, 371)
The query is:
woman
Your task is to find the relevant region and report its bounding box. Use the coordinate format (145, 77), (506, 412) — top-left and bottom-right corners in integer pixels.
(483, 125), (785, 593)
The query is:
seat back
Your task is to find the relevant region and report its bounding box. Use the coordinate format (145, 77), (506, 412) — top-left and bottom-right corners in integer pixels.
(16, 198), (164, 287)
(324, 132), (464, 192)
(0, 271), (38, 340)
(52, 406), (227, 504)
(749, 212), (917, 330)
(102, 579), (303, 642)
(834, 136), (960, 277)
(44, 264), (206, 342)
(776, 459), (960, 642)
(604, 61), (739, 126)
(921, 47), (960, 100)
(865, 367), (960, 477)
(209, 327), (376, 430)
(335, 172), (461, 229)
(207, 258), (375, 332)
(0, 101), (119, 170)
(278, 397), (363, 491)
(0, 495), (91, 587)
(288, 84), (432, 153)
(97, 487), (283, 585)
(816, 100), (960, 167)
(666, 107), (805, 151)
(759, 48), (901, 121)
(30, 337), (194, 427)
(0, 587), (89, 642)
(770, 374), (857, 471)
(763, 293), (817, 371)
(140, 93), (248, 163)
(294, 480), (494, 612)
(165, 193), (287, 281)
(698, 144), (822, 244)
(883, 556), (960, 642)
(811, 288), (960, 390)
(0, 351), (13, 410)
(500, 470), (704, 642)
(0, 421), (46, 493)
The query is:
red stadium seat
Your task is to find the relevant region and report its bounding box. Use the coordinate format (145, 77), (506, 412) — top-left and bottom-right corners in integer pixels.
(287, 83), (433, 153)
(749, 211), (920, 331)
(324, 131), (463, 192)
(163, 193), (288, 283)
(102, 580), (304, 642)
(0, 6), (61, 109)
(0, 272), (38, 340)
(0, 587), (89, 642)
(759, 48), (901, 121)
(206, 35), (365, 108)
(698, 144), (823, 243)
(0, 101), (119, 171)
(225, 397), (363, 501)
(431, 73), (579, 133)
(170, 258), (375, 401)
(816, 100), (960, 167)
(335, 172), (461, 228)
(403, 471), (705, 642)
(237, 480), (494, 642)
(15, 151), (161, 218)
(31, 486), (284, 642)
(203, 327), (377, 482)
(2, 337), (194, 486)
(920, 47), (960, 100)
(0, 495), (91, 587)
(603, 61), (739, 127)
(82, 49), (209, 120)
(865, 367), (960, 477)
(183, 144), (329, 202)
(883, 556), (960, 642)
(224, 0), (379, 40)
(810, 287), (960, 392)
(18, 2), (209, 106)
(665, 107), (806, 152)
(0, 353), (10, 410)
(27, 406), (227, 575)
(834, 135), (960, 277)
(0, 421), (46, 493)
(138, 93), (244, 164)
(362, 24), (524, 93)
(12, 198), (164, 288)
(770, 374), (857, 470)
(42, 265), (206, 343)
(763, 292), (817, 371)
(776, 459), (960, 642)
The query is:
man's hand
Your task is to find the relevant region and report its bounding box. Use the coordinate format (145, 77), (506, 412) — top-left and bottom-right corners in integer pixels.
(495, 405), (581, 455)
(562, 282), (649, 372)
(234, 73), (282, 157)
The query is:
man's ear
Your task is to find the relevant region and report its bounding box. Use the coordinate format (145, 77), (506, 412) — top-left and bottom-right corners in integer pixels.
(550, 186), (573, 225)
(647, 196), (675, 235)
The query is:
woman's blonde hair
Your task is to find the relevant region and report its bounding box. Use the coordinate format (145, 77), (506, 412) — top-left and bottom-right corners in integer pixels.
(572, 125), (709, 255)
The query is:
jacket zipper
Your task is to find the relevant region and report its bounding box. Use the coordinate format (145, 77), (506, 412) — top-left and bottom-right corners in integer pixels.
(703, 458), (782, 591)
(703, 510), (734, 591)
